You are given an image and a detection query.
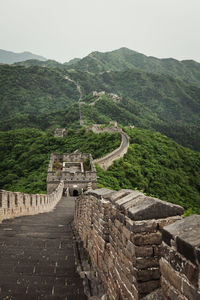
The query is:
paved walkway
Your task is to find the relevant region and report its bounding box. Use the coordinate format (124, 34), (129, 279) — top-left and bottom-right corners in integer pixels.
(0, 197), (87, 300)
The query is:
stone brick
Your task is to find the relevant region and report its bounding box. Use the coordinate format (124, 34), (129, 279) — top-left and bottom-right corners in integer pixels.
(153, 245), (162, 257)
(161, 277), (186, 300)
(163, 243), (199, 287)
(128, 197), (184, 221)
(126, 240), (135, 256)
(158, 215), (183, 229)
(137, 268), (160, 282)
(122, 225), (131, 240)
(136, 257), (159, 269)
(116, 211), (125, 224)
(114, 219), (121, 230)
(115, 191), (143, 209)
(125, 218), (157, 234)
(132, 232), (162, 246)
(162, 228), (173, 246)
(134, 245), (153, 257)
(160, 258), (182, 293)
(105, 189), (130, 203)
(176, 236), (196, 265)
(182, 278), (200, 300)
(138, 280), (160, 296)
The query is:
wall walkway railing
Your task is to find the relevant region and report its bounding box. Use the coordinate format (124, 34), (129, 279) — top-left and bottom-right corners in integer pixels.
(0, 181), (64, 223)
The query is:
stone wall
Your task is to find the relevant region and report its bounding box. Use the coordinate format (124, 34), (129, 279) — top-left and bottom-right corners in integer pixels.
(86, 124), (130, 170)
(94, 131), (130, 170)
(74, 188), (184, 299)
(161, 215), (200, 300)
(0, 181), (64, 223)
(86, 124), (120, 135)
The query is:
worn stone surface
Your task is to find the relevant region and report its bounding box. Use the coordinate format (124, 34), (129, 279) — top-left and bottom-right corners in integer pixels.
(163, 214), (200, 264)
(163, 215), (200, 241)
(0, 197), (86, 300)
(74, 189), (196, 300)
(142, 288), (163, 300)
(115, 191), (143, 210)
(104, 189), (131, 203)
(88, 188), (114, 199)
(160, 258), (183, 293)
(128, 197), (184, 221)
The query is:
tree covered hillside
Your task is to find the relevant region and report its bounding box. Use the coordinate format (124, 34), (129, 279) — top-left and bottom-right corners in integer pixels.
(0, 65), (79, 120)
(0, 127), (199, 215)
(0, 49), (200, 151)
(0, 128), (120, 193)
(65, 48), (200, 87)
(97, 128), (200, 216)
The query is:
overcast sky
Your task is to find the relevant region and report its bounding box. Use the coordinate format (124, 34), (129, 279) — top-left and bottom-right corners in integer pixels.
(1, 0), (200, 63)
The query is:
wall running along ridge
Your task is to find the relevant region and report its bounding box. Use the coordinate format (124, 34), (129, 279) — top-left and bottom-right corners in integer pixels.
(0, 181), (64, 223)
(87, 125), (130, 170)
(74, 188), (185, 299)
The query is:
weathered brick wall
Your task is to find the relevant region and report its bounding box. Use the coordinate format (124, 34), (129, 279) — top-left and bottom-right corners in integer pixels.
(161, 215), (200, 300)
(74, 188), (184, 299)
(0, 181), (64, 223)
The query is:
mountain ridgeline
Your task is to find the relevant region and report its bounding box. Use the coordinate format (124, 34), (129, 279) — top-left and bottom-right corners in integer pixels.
(0, 49), (47, 65)
(64, 48), (200, 87)
(1, 47), (200, 216)
(0, 47), (200, 150)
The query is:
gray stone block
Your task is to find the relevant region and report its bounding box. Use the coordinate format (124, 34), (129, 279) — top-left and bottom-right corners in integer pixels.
(163, 215), (200, 265)
(88, 188), (114, 199)
(128, 197), (184, 221)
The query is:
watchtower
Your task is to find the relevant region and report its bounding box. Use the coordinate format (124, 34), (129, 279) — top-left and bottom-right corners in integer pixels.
(46, 150), (97, 196)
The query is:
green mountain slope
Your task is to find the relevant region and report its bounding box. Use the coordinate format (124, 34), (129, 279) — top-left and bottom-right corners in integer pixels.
(72, 69), (200, 126)
(1, 128), (199, 215)
(0, 128), (120, 193)
(0, 49), (46, 64)
(97, 127), (200, 215)
(0, 64), (79, 120)
(0, 63), (200, 150)
(65, 47), (200, 86)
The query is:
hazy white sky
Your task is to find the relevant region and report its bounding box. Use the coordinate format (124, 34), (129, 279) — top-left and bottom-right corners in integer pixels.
(1, 0), (200, 62)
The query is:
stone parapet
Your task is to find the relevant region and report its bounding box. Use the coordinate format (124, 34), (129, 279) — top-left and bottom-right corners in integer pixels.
(94, 131), (129, 170)
(74, 188), (184, 299)
(0, 181), (64, 223)
(161, 215), (200, 300)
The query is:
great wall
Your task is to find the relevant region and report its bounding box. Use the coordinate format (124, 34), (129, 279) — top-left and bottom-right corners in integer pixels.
(0, 125), (200, 299)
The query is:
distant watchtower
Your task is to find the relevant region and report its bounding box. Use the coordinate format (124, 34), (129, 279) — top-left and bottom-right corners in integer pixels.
(54, 128), (67, 138)
(46, 150), (97, 196)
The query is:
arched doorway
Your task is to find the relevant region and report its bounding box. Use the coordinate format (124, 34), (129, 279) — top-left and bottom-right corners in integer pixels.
(73, 190), (79, 197)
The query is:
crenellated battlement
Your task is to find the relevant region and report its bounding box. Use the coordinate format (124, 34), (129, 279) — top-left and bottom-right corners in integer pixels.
(0, 181), (64, 223)
(74, 188), (200, 299)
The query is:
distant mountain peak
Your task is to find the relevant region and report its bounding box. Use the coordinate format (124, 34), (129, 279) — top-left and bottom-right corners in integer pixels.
(0, 49), (47, 64)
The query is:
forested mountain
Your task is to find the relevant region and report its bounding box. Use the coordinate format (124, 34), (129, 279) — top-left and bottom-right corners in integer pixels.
(64, 48), (200, 87)
(0, 128), (120, 193)
(0, 65), (79, 120)
(0, 128), (199, 215)
(1, 48), (200, 216)
(1, 62), (199, 150)
(0, 49), (46, 64)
